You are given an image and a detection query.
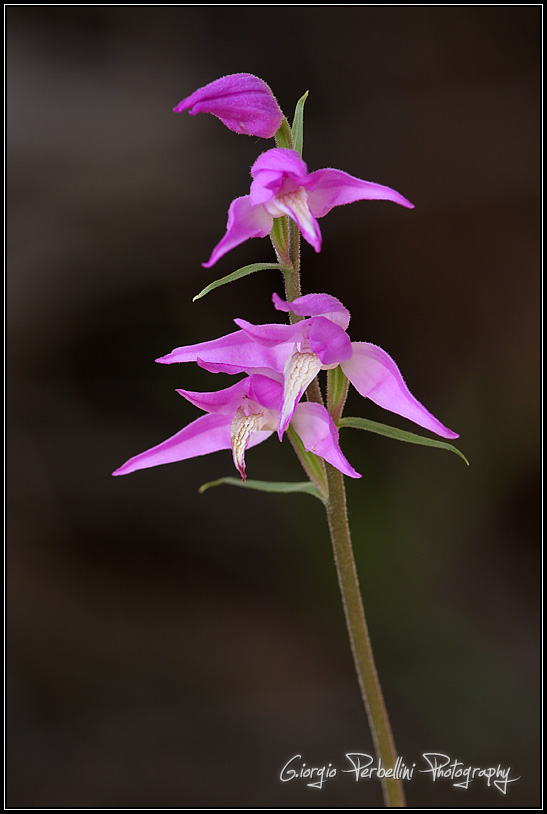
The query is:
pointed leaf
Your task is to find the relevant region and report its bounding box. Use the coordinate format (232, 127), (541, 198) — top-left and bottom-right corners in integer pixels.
(199, 476), (325, 501)
(291, 91), (309, 157)
(270, 215), (289, 257)
(327, 364), (349, 424)
(339, 416), (469, 465)
(193, 262), (287, 302)
(274, 117), (294, 150)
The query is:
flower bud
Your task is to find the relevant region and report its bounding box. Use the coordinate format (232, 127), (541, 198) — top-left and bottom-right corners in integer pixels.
(173, 73), (283, 138)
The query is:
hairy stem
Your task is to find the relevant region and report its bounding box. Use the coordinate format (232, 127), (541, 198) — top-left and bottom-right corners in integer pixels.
(285, 140), (404, 806)
(302, 377), (405, 806)
(286, 219), (302, 301)
(324, 463), (406, 807)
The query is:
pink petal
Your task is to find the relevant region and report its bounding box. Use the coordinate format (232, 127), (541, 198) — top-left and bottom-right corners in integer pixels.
(203, 195), (273, 268)
(309, 317), (353, 366)
(291, 402), (361, 479)
(156, 329), (288, 374)
(176, 379), (247, 415)
(177, 374), (283, 415)
(235, 313), (352, 372)
(272, 292), (351, 329)
(233, 317), (306, 348)
(173, 73), (283, 139)
(196, 360), (282, 378)
(251, 148), (309, 193)
(245, 374), (284, 411)
(303, 168), (414, 218)
(341, 343), (459, 439)
(113, 409), (274, 478)
(112, 413), (233, 476)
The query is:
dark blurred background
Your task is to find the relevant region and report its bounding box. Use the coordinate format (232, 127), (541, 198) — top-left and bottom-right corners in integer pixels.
(7, 6), (540, 808)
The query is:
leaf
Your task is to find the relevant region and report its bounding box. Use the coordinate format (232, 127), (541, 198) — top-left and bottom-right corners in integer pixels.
(339, 417), (469, 465)
(291, 91), (309, 157)
(274, 117), (294, 150)
(199, 477), (326, 501)
(193, 262), (287, 302)
(327, 365), (349, 424)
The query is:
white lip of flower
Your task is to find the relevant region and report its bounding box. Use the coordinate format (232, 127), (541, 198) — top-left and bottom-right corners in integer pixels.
(230, 403), (276, 478)
(280, 349), (322, 434)
(263, 187), (315, 235)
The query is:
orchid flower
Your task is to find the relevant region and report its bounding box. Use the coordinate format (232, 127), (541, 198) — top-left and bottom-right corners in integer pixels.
(173, 73), (283, 139)
(112, 374), (360, 481)
(157, 293), (458, 442)
(203, 148), (414, 267)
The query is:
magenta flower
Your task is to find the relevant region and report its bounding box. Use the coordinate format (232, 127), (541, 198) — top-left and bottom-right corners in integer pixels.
(157, 293), (458, 442)
(203, 148), (414, 267)
(112, 374), (359, 481)
(173, 73), (283, 139)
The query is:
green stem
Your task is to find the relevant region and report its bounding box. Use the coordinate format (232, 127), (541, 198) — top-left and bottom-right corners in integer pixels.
(324, 463), (406, 807)
(287, 219), (302, 301)
(303, 376), (405, 806)
(271, 120), (302, 310)
(270, 215), (301, 310)
(280, 124), (405, 802)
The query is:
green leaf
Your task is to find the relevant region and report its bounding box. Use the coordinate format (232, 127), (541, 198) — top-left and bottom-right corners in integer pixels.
(327, 365), (349, 424)
(193, 262), (286, 302)
(270, 215), (289, 257)
(199, 477), (325, 501)
(291, 91), (309, 157)
(339, 417), (469, 465)
(274, 117), (294, 150)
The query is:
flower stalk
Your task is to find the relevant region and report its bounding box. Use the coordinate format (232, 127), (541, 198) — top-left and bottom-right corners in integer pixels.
(324, 462), (406, 808)
(285, 171), (406, 807)
(281, 195), (396, 789)
(286, 217), (302, 303)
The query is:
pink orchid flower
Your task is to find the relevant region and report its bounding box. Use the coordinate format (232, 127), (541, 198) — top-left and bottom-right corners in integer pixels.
(157, 293), (458, 442)
(203, 148), (414, 267)
(112, 374), (359, 481)
(173, 73), (283, 139)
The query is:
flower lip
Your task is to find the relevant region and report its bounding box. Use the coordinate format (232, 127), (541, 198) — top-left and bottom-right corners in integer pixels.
(230, 405), (266, 480)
